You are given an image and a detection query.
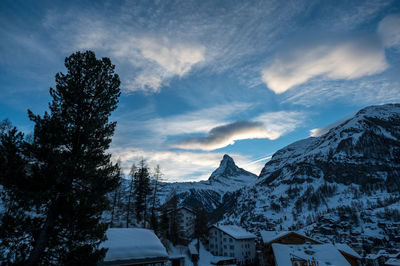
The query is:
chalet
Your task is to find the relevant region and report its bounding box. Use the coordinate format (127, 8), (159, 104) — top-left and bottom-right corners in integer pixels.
(366, 252), (389, 266)
(260, 231), (321, 265)
(208, 224), (256, 265)
(99, 228), (168, 265)
(334, 243), (362, 266)
(272, 243), (351, 266)
(168, 206), (196, 242)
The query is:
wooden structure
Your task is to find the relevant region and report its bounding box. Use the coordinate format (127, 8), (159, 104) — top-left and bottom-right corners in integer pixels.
(260, 231), (321, 265)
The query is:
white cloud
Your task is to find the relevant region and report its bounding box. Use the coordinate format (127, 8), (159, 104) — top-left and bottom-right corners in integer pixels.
(378, 14), (400, 48)
(174, 121), (274, 151)
(123, 102), (252, 137)
(49, 15), (206, 93)
(173, 111), (303, 151)
(139, 38), (205, 77)
(262, 37), (388, 94)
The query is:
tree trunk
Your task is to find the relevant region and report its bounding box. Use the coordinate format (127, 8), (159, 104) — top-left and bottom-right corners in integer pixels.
(25, 201), (57, 266)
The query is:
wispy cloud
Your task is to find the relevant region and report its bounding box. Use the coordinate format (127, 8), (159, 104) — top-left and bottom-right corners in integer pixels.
(174, 121), (272, 151)
(73, 30), (205, 92)
(112, 102), (253, 149)
(173, 111), (304, 151)
(378, 13), (400, 48)
(261, 35), (388, 94)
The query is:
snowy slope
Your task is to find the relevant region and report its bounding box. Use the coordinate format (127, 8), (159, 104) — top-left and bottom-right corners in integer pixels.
(218, 104), (400, 256)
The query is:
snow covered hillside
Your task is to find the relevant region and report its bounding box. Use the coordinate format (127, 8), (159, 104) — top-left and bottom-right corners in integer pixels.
(218, 103), (400, 256)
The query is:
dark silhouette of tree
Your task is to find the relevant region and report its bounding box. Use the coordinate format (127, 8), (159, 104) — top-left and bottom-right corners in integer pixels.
(159, 207), (169, 239)
(168, 192), (181, 245)
(110, 159), (123, 227)
(126, 163), (137, 227)
(0, 51), (121, 265)
(194, 206), (209, 252)
(150, 164), (163, 233)
(134, 158), (151, 226)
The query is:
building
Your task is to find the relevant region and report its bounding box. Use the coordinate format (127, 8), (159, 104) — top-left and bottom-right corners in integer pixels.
(100, 228), (168, 265)
(260, 231), (321, 265)
(260, 231), (363, 266)
(168, 206), (196, 242)
(208, 224), (256, 265)
(272, 243), (351, 266)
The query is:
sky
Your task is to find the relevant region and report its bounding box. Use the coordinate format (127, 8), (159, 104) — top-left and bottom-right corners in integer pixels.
(1, 0), (400, 182)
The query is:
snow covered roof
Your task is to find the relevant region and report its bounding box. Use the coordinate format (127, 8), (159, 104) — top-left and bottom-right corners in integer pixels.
(101, 228), (168, 263)
(385, 258), (400, 266)
(212, 224), (256, 240)
(260, 230), (320, 244)
(335, 243), (362, 259)
(272, 243), (351, 266)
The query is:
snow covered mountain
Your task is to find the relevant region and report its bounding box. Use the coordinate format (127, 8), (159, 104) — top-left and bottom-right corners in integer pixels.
(158, 154), (258, 211)
(218, 104), (400, 256)
(259, 103), (400, 189)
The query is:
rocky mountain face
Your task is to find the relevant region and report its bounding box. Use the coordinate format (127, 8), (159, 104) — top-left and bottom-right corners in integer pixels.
(218, 104), (400, 256)
(158, 154), (258, 212)
(259, 103), (400, 190)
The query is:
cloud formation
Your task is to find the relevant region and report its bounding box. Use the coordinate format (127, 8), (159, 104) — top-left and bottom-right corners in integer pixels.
(174, 111), (303, 151)
(262, 36), (388, 94)
(175, 121), (271, 151)
(77, 32), (205, 92)
(378, 14), (400, 48)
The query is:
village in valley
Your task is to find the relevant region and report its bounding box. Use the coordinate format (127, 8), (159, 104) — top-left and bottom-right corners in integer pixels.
(100, 204), (399, 266)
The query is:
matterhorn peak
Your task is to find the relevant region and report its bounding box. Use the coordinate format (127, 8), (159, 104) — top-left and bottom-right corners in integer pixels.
(209, 154), (257, 182)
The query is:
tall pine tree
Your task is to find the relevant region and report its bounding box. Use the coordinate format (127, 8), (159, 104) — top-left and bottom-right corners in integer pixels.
(150, 164), (163, 233)
(0, 51), (121, 265)
(134, 158), (151, 226)
(126, 163), (137, 228)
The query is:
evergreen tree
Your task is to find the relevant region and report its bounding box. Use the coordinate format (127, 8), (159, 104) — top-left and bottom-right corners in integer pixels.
(110, 159), (123, 227)
(0, 51), (121, 265)
(194, 206), (209, 252)
(150, 164), (163, 233)
(0, 120), (38, 264)
(134, 158), (151, 226)
(168, 192), (181, 245)
(159, 207), (169, 239)
(126, 163), (137, 227)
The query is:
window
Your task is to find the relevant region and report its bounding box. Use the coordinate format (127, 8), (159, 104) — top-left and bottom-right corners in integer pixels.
(223, 245), (227, 249)
(230, 245), (234, 250)
(230, 252), (234, 257)
(223, 237), (226, 242)
(229, 238), (233, 243)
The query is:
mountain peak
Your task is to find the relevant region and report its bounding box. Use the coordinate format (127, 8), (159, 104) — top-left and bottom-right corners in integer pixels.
(209, 154), (257, 182)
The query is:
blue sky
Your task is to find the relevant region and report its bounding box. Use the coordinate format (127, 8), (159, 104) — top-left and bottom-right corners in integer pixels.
(1, 0), (400, 181)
